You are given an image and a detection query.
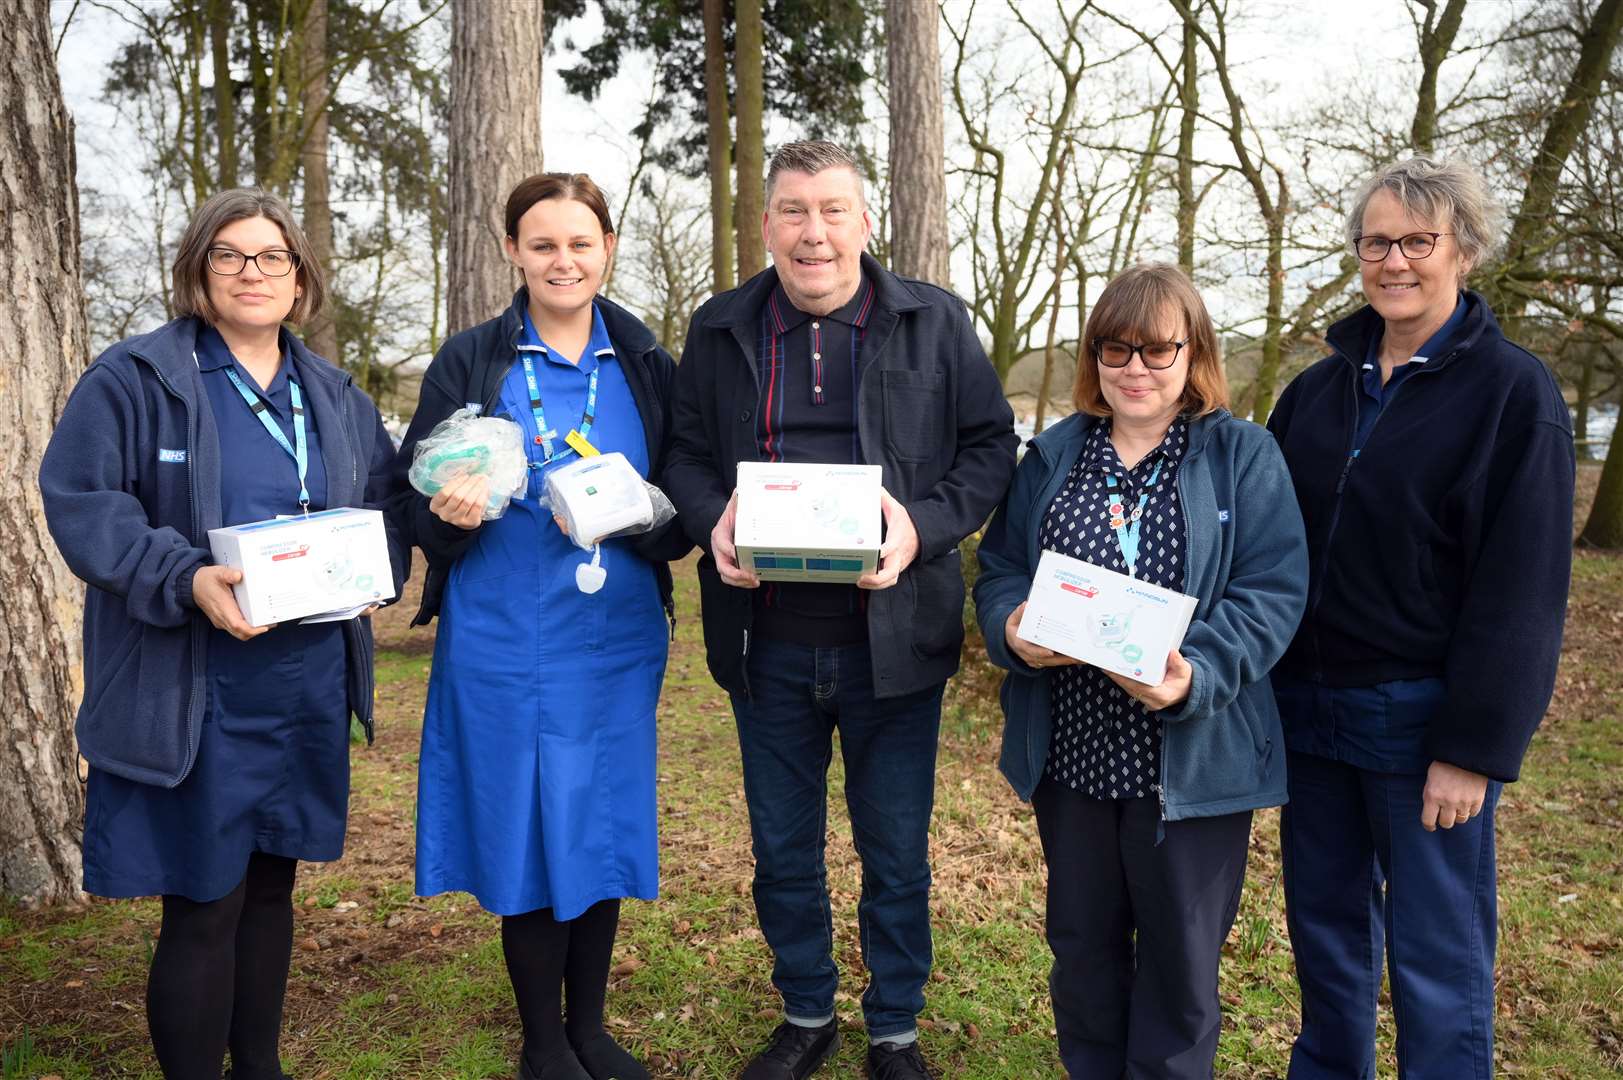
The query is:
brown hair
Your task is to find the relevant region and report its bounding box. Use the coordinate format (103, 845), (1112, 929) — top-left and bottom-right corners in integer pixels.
(171, 188), (325, 327)
(505, 173), (616, 240)
(1072, 263), (1229, 418)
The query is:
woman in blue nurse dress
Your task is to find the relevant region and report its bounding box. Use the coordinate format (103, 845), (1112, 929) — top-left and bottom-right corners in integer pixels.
(391, 173), (689, 1080)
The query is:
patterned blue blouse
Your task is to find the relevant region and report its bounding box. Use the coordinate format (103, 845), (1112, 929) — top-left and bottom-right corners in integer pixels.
(1038, 417), (1188, 799)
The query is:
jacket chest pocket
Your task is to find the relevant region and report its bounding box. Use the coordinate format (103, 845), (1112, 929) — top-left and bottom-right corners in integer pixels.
(882, 370), (946, 463)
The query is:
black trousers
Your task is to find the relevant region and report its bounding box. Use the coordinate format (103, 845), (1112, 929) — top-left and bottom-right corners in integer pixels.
(1032, 777), (1252, 1080)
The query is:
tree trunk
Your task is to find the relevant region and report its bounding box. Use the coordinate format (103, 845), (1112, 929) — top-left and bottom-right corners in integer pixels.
(886, 0), (950, 286)
(1, 0), (90, 906)
(210, 0), (237, 188)
(1580, 404), (1623, 546)
(300, 0), (338, 360)
(1036, 154), (1070, 435)
(447, 0), (544, 335)
(734, 0), (765, 281)
(1176, 16), (1197, 274)
(1410, 0), (1468, 153)
(702, 0), (734, 294)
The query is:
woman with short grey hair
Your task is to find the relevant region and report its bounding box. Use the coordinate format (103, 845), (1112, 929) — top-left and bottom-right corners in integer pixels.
(40, 188), (405, 1079)
(1267, 156), (1574, 1078)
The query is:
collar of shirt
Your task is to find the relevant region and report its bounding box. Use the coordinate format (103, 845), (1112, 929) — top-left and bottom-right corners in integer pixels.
(519, 301), (616, 374)
(765, 275), (877, 334)
(1082, 415), (1188, 478)
(195, 324), (291, 408)
(1362, 292), (1467, 399)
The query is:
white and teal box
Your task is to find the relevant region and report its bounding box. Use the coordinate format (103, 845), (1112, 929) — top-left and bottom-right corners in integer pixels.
(207, 507), (395, 626)
(734, 462), (883, 582)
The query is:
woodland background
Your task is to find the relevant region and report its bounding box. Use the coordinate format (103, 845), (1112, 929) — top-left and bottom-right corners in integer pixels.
(2, 1), (1621, 1076)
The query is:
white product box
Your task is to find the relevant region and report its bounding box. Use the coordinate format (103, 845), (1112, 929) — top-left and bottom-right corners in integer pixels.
(734, 462), (883, 582)
(1017, 549), (1198, 686)
(207, 508), (395, 627)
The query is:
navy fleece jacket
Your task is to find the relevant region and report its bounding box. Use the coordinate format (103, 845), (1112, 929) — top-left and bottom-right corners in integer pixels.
(1267, 292), (1574, 782)
(39, 317), (407, 788)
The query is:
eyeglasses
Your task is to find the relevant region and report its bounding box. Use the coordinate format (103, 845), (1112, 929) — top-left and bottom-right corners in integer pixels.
(1094, 338), (1186, 369)
(1352, 232), (1452, 262)
(206, 247), (298, 277)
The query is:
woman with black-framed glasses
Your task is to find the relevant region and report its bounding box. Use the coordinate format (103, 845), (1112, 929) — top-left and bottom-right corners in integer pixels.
(39, 188), (407, 1080)
(974, 263), (1308, 1079)
(1267, 157), (1574, 1079)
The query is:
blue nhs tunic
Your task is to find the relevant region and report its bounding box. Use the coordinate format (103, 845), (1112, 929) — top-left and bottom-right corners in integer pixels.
(83, 325), (350, 902)
(415, 303), (668, 919)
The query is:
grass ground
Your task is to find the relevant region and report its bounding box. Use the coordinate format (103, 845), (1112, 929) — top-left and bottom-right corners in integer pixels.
(3, 469), (1620, 1079)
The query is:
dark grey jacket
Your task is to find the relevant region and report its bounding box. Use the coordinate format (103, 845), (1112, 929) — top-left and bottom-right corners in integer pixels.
(664, 253), (1018, 699)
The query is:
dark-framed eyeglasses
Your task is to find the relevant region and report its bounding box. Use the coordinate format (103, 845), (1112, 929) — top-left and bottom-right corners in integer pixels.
(1094, 338), (1186, 369)
(206, 246), (298, 277)
(1352, 232), (1453, 262)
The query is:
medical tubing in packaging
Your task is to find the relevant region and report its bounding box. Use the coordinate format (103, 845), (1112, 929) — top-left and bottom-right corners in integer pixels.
(540, 451), (676, 549)
(407, 408), (529, 521)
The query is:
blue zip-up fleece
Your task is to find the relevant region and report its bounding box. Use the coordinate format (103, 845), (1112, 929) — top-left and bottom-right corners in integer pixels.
(974, 410), (1309, 819)
(39, 316), (409, 789)
(1267, 292), (1574, 782)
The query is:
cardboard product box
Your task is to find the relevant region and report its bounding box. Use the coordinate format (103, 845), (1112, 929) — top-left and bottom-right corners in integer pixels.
(734, 462), (883, 582)
(1016, 549), (1198, 685)
(207, 508), (396, 627)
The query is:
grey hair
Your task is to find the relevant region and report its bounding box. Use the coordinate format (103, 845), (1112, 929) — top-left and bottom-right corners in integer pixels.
(765, 140), (866, 205)
(1346, 156), (1504, 272)
(172, 187), (327, 328)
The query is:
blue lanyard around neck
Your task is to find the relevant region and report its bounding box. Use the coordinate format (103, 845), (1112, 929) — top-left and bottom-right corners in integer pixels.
(1104, 457), (1164, 579)
(223, 364), (310, 512)
(518, 346), (598, 464)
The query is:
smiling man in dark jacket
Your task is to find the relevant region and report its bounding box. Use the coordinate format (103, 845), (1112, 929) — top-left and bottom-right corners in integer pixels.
(664, 141), (1016, 1080)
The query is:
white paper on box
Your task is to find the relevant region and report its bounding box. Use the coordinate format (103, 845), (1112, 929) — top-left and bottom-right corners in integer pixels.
(1016, 549), (1198, 685)
(734, 462), (882, 582)
(207, 508), (395, 627)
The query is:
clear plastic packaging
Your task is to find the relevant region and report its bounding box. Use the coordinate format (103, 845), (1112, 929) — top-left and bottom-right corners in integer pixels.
(407, 408), (529, 521)
(541, 452), (676, 550)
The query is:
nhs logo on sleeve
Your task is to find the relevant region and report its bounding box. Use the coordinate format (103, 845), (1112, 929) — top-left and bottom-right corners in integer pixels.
(158, 448), (188, 464)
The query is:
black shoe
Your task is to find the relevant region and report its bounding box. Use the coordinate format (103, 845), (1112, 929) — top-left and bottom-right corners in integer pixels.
(865, 1041), (935, 1080)
(739, 1019), (841, 1080)
(518, 1044), (594, 1080)
(571, 1029), (651, 1080)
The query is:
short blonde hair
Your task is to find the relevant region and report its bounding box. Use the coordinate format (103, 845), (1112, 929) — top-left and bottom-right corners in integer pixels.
(171, 188), (327, 327)
(1346, 156), (1504, 271)
(1073, 263), (1229, 418)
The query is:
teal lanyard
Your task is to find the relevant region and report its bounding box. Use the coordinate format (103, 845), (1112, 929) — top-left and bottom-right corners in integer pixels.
(223, 365), (310, 512)
(518, 345), (598, 464)
(1104, 458), (1164, 579)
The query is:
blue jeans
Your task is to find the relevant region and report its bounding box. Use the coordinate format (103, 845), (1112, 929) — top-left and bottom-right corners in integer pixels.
(1278, 680), (1500, 1080)
(729, 637), (945, 1038)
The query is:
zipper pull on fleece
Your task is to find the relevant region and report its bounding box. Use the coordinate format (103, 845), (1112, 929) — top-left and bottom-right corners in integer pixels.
(1335, 450), (1360, 495)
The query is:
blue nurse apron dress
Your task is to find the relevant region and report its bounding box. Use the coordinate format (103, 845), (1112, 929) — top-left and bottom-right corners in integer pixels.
(83, 326), (351, 902)
(415, 304), (668, 919)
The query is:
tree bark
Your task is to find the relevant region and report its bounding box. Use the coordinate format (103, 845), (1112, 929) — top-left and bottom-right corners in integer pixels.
(301, 0), (338, 360)
(448, 0), (544, 335)
(1500, 0), (1623, 319)
(886, 0), (950, 286)
(210, 0), (238, 188)
(734, 0), (765, 281)
(1580, 408), (1623, 547)
(703, 0), (735, 294)
(1176, 16), (1198, 274)
(1409, 0), (1468, 153)
(1, 0), (90, 906)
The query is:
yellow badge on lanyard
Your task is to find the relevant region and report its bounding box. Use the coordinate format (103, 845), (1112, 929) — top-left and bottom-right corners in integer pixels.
(564, 429), (600, 458)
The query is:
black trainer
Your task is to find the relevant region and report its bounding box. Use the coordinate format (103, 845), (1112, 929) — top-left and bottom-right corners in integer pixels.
(865, 1040), (935, 1080)
(739, 1018), (841, 1080)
